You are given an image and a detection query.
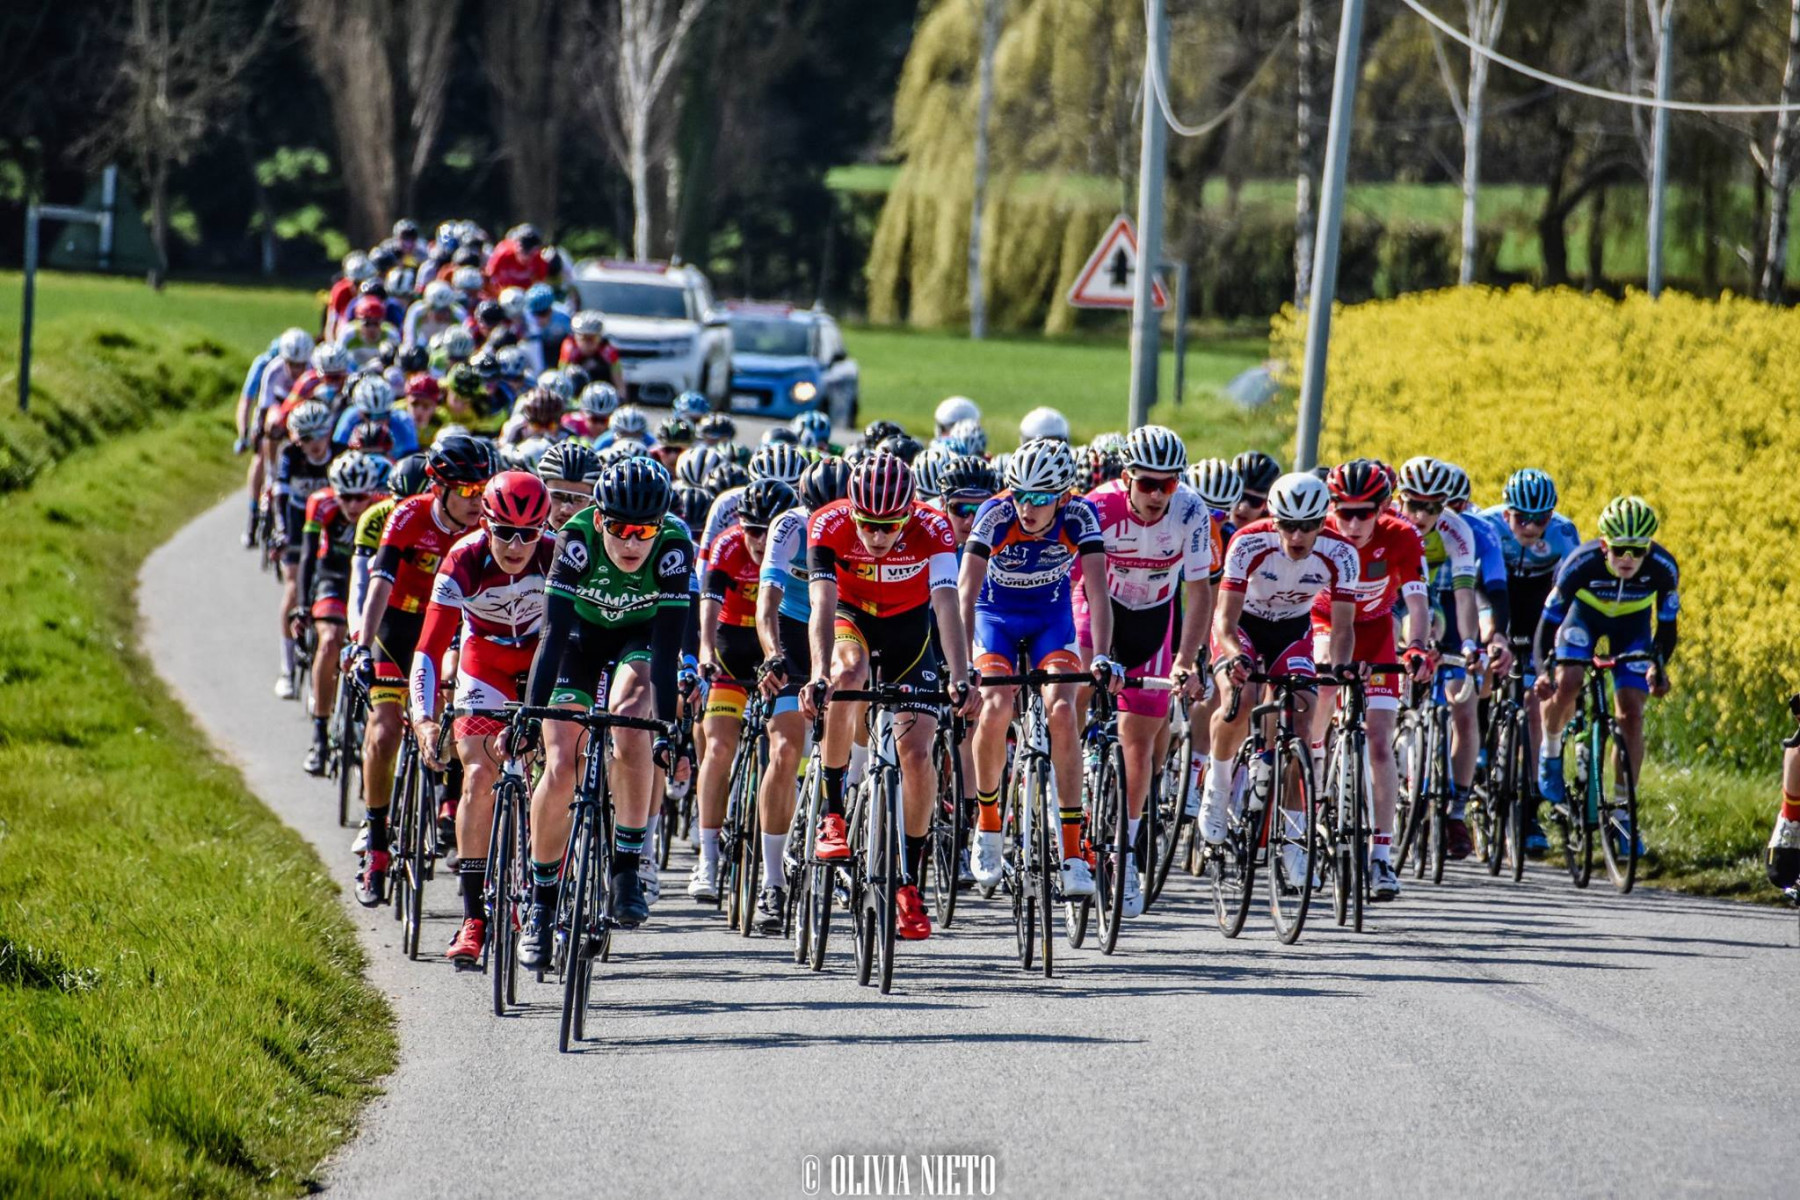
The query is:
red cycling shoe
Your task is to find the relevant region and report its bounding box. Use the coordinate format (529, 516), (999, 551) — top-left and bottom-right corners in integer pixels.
(815, 813), (851, 861)
(896, 885), (931, 941)
(446, 918), (486, 968)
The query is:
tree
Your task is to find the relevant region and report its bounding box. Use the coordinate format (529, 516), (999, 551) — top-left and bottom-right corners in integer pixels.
(1758, 0), (1800, 299)
(296, 0), (457, 246)
(82, 0), (276, 285)
(485, 0), (574, 233)
(968, 0), (1003, 338)
(1431, 0), (1507, 284)
(580, 0), (712, 260)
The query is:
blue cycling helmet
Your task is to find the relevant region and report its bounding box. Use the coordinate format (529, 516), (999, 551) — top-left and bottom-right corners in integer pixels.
(525, 283), (556, 314)
(1504, 468), (1558, 516)
(673, 391), (710, 420)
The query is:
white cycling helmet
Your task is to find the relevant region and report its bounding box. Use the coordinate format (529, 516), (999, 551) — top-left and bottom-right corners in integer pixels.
(579, 382), (620, 418)
(309, 342), (349, 376)
(748, 442), (808, 486)
(1018, 405), (1070, 443)
(1125, 424), (1186, 473)
(1268, 472), (1331, 522)
(287, 400), (333, 442)
(342, 251), (374, 282)
(934, 395), (981, 432)
(572, 310), (606, 337)
(451, 266), (484, 294)
(277, 327), (315, 365)
(1187, 458), (1243, 511)
(330, 450), (389, 496)
(351, 374), (395, 417)
(947, 417), (987, 456)
(676, 445), (724, 487)
(911, 446), (950, 497)
(537, 369), (575, 402)
(1442, 462), (1472, 505)
(610, 404), (648, 436)
(1006, 438), (1077, 494)
(1396, 455), (1454, 499)
(498, 287), (526, 319)
(423, 280), (456, 311)
(438, 326), (476, 361)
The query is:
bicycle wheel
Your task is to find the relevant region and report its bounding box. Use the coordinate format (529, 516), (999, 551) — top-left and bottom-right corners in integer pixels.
(737, 770), (762, 937)
(789, 771), (816, 965)
(1599, 725), (1640, 893)
(490, 790), (517, 1017)
(1349, 744), (1367, 934)
(1394, 716), (1426, 876)
(1268, 736), (1318, 945)
(1482, 717), (1510, 877)
(1148, 730), (1193, 905)
(657, 796), (677, 870)
(1209, 751), (1260, 938)
(1092, 742), (1128, 956)
(1426, 711), (1449, 884)
(1035, 771), (1056, 979)
(558, 807), (598, 1052)
(929, 729), (963, 929)
(876, 769), (900, 995)
(1507, 712), (1529, 883)
(1008, 770), (1034, 970)
(1325, 739), (1349, 927)
(1563, 721), (1596, 889)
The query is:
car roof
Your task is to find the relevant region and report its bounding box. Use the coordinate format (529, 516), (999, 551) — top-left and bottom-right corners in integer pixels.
(572, 259), (701, 288)
(720, 301), (830, 325)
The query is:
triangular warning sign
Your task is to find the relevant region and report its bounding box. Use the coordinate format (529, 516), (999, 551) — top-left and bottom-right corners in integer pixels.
(1067, 215), (1167, 310)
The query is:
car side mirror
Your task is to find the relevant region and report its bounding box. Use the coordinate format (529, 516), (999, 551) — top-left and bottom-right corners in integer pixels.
(830, 349), (847, 364)
(704, 314), (729, 328)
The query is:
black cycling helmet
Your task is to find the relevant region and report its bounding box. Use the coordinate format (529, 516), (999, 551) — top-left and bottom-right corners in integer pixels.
(704, 462), (750, 493)
(938, 454), (998, 499)
(595, 457), (672, 523)
(475, 299), (506, 327)
(799, 458), (853, 510)
(357, 278), (387, 299)
(452, 246), (483, 268)
(397, 344), (429, 375)
(761, 426), (800, 446)
(655, 417), (695, 447)
(428, 434), (497, 486)
(697, 413), (737, 443)
(877, 433), (923, 464)
(564, 366), (592, 395)
(739, 478), (799, 531)
(368, 246), (399, 274)
(1232, 450), (1282, 496)
(671, 483), (715, 531)
(446, 362), (484, 399)
(470, 350), (501, 381)
(512, 223), (544, 251)
(389, 452), (433, 498)
(863, 419), (904, 444)
(539, 441), (602, 484)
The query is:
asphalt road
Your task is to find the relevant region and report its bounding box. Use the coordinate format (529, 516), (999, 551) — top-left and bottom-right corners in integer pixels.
(143, 494), (1796, 1200)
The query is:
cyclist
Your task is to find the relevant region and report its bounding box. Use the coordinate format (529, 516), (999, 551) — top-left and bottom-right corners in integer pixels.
(801, 452), (979, 942)
(561, 311), (624, 391)
(562, 383), (619, 442)
(592, 404), (652, 451)
(271, 400), (338, 699)
(498, 386), (569, 447)
(1307, 459), (1432, 900)
(1230, 450), (1281, 529)
(331, 375), (421, 456)
(756, 458), (853, 926)
(1179, 457), (1246, 813)
(514, 459), (695, 963)
(931, 455), (998, 552)
(349, 453), (432, 644)
(1018, 406), (1070, 444)
(1075, 425), (1215, 917)
(518, 283), (570, 374)
(1533, 496), (1678, 858)
(791, 410), (840, 455)
(688, 478), (800, 912)
(298, 451), (391, 774)
(651, 419), (694, 474)
(346, 435), (496, 906)
(537, 441), (601, 531)
(933, 395), (981, 437)
(485, 224), (549, 293)
(402, 280), (466, 350)
(240, 328), (315, 545)
(1396, 456), (1512, 860)
(958, 438), (1113, 897)
(408, 472), (555, 968)
(1200, 473), (1359, 886)
(325, 251), (376, 341)
(337, 296), (399, 370)
(1769, 700), (1800, 889)
(1485, 468), (1581, 855)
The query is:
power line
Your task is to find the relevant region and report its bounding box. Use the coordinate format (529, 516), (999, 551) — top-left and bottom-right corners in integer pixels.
(1144, 0), (1292, 138)
(1400, 0), (1800, 115)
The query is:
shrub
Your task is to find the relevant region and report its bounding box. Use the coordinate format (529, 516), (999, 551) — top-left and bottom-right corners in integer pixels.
(1273, 285), (1796, 768)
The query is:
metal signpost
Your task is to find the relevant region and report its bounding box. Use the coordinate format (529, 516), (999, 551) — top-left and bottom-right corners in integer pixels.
(19, 167), (120, 412)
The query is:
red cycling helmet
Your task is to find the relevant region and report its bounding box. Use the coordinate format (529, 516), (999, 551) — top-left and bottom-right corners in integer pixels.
(405, 374), (442, 403)
(482, 470), (551, 528)
(848, 450), (915, 520)
(353, 296), (386, 322)
(1327, 458), (1391, 507)
(346, 420), (396, 457)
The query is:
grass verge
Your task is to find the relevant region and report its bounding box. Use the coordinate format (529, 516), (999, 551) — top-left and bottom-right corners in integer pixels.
(0, 292), (392, 1195)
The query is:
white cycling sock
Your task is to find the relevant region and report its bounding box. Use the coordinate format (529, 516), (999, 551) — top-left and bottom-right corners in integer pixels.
(280, 637), (296, 674)
(846, 742), (868, 787)
(1542, 730), (1563, 757)
(1370, 831), (1392, 863)
(762, 833), (785, 889)
(699, 828), (721, 866)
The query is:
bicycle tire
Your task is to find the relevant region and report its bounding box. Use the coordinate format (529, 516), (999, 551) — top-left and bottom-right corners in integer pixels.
(1599, 722), (1640, 893)
(1210, 750), (1260, 939)
(1035, 768), (1056, 979)
(657, 797), (676, 871)
(1148, 731), (1192, 905)
(806, 859), (833, 972)
(1507, 713), (1529, 883)
(1268, 736), (1317, 945)
(1565, 713), (1596, 889)
(737, 768), (762, 937)
(1483, 717), (1510, 877)
(1326, 737), (1349, 927)
(876, 768), (900, 995)
(1095, 743), (1128, 956)
(490, 793), (517, 1017)
(1394, 716), (1425, 876)
(929, 729), (964, 929)
(558, 808), (595, 1052)
(1349, 741), (1367, 934)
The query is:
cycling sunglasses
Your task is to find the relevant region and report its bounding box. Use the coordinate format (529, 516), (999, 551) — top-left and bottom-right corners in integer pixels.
(490, 523), (541, 545)
(1508, 508), (1552, 527)
(1276, 517), (1325, 534)
(603, 519), (661, 541)
(446, 481), (485, 499)
(852, 513), (907, 530)
(947, 500), (984, 519)
(1335, 506), (1379, 522)
(548, 488), (590, 506)
(1014, 489), (1062, 508)
(1128, 474), (1179, 495)
(1605, 540), (1651, 559)
(740, 523), (770, 538)
(1403, 496), (1445, 515)
(1240, 491), (1268, 509)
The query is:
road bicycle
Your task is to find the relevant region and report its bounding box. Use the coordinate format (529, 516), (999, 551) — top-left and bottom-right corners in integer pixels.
(1079, 678), (1168, 955)
(388, 722), (440, 962)
(925, 711), (967, 931)
(1207, 669), (1319, 944)
(978, 668), (1092, 976)
(655, 690), (697, 872)
(328, 669), (367, 827)
(717, 686), (767, 936)
(1146, 684), (1200, 907)
(1471, 637), (1536, 883)
(1548, 650), (1658, 893)
(1395, 654), (1474, 884)
(445, 705), (537, 1017)
(793, 708), (833, 971)
(1318, 664), (1402, 932)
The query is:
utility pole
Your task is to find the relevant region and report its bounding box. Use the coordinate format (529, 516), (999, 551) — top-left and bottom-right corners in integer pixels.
(1293, 0), (1368, 471)
(1128, 0), (1169, 430)
(1646, 0), (1675, 297)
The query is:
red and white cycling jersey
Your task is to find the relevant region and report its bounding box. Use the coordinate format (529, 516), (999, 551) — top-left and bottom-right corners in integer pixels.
(1311, 511), (1427, 624)
(1081, 479), (1215, 611)
(1220, 519), (1360, 621)
(409, 529), (555, 719)
(807, 499), (957, 618)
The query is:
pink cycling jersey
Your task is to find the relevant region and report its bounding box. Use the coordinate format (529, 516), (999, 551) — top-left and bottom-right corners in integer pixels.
(1079, 479), (1214, 612)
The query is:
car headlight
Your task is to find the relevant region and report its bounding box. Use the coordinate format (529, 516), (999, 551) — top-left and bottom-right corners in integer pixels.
(791, 380), (818, 403)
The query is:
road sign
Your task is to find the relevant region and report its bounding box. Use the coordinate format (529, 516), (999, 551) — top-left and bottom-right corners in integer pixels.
(1067, 215), (1167, 310)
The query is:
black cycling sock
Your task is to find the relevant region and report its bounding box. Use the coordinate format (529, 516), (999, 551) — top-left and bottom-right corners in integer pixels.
(312, 716), (328, 743)
(534, 881), (559, 910)
(613, 850), (641, 874)
(905, 834), (929, 883)
(459, 859), (487, 920)
(822, 765), (847, 818)
(365, 806), (390, 854)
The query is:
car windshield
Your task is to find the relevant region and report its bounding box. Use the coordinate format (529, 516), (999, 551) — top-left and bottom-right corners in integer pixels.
(728, 316), (813, 357)
(582, 281), (691, 321)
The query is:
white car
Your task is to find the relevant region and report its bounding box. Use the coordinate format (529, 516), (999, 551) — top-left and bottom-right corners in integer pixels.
(569, 260), (733, 407)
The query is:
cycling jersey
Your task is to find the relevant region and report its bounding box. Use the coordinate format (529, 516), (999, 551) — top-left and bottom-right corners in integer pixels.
(410, 530), (555, 726)
(256, 357), (302, 419)
(698, 486), (745, 559)
(370, 493), (472, 615)
(331, 407), (420, 455)
(1081, 479), (1216, 611)
(543, 509), (693, 630)
(272, 442), (334, 545)
(1538, 539), (1680, 660)
(302, 489), (363, 574)
(1313, 511), (1427, 624)
(965, 492), (1103, 610)
(401, 302), (466, 349)
(560, 337), (620, 377)
(1482, 505), (1581, 579)
(241, 345), (277, 407)
(484, 240), (549, 293)
(761, 506), (812, 624)
(337, 324), (400, 370)
(807, 500), (957, 619)
(1418, 508), (1478, 589)
(1219, 520), (1360, 621)
(703, 524), (761, 628)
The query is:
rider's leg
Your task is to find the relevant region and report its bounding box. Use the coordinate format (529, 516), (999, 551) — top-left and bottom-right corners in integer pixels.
(758, 709), (806, 889)
(895, 710), (940, 885)
(819, 638), (868, 816)
(607, 659), (657, 865)
(1046, 681), (1082, 858)
(528, 709), (585, 905)
(1367, 707), (1399, 862)
(693, 707), (742, 875)
(455, 733), (498, 921)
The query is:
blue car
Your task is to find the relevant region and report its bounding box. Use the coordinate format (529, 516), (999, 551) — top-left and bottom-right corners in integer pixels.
(723, 303), (860, 426)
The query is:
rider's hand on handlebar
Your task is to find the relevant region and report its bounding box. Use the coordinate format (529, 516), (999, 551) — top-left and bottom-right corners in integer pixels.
(799, 677), (830, 721)
(1091, 653), (1125, 696)
(1647, 662), (1671, 698)
(1219, 653), (1253, 689)
(501, 716), (541, 760)
(758, 655), (789, 698)
(1170, 658), (1202, 701)
(1486, 636), (1515, 677)
(1402, 644), (1432, 684)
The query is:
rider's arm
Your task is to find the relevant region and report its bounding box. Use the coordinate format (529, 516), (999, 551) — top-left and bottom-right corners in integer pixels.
(648, 538), (695, 722)
(1327, 599), (1356, 668)
(754, 583), (784, 661)
(1174, 576), (1211, 672)
(697, 576), (727, 667)
(1401, 587), (1431, 653)
(956, 549), (988, 657)
(348, 553), (372, 641)
(1212, 587), (1249, 663)
(806, 579), (837, 681)
(408, 599), (458, 722)
(524, 593), (576, 709)
(931, 584), (971, 683)
(1078, 549), (1112, 660)
(1652, 548), (1681, 666)
(296, 526), (323, 614)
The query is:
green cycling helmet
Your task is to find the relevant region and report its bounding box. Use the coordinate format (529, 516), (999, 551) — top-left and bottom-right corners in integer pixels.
(1597, 495), (1658, 543)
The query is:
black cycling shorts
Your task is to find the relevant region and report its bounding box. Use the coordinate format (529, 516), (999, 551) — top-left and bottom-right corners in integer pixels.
(834, 603), (943, 716)
(548, 620), (654, 710)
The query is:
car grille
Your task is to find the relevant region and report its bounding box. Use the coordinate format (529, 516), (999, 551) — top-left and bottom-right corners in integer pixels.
(627, 382), (676, 406)
(614, 339), (688, 360)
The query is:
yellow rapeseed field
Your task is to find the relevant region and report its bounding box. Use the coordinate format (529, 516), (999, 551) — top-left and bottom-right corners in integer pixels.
(1273, 286), (1798, 766)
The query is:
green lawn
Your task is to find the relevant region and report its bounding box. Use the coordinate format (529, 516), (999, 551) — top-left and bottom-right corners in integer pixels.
(0, 270), (321, 357)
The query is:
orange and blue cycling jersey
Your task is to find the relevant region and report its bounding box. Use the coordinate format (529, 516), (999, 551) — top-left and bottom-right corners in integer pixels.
(965, 492), (1103, 673)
